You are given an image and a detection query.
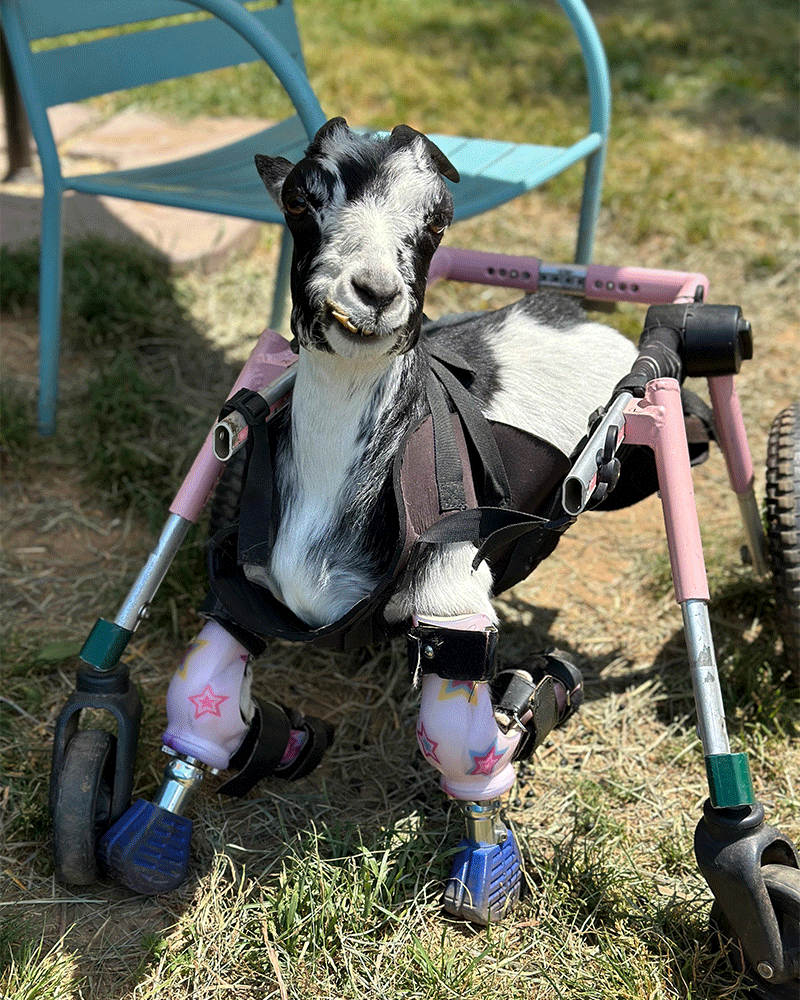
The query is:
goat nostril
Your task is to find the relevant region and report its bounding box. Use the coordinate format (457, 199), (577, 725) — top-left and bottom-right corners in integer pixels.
(351, 277), (401, 311)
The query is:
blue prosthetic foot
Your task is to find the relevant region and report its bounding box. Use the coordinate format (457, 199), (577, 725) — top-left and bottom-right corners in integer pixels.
(443, 800), (522, 924)
(98, 799), (193, 895)
(98, 752), (205, 894)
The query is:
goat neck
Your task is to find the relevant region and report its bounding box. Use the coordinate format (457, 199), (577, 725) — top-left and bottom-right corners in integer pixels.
(288, 343), (426, 476)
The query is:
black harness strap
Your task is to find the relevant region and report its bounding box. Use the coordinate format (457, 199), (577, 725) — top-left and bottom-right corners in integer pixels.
(425, 369), (467, 512)
(206, 346), (577, 650)
(419, 504), (574, 570)
(427, 350), (513, 510)
(228, 399), (282, 570)
(217, 697), (291, 797)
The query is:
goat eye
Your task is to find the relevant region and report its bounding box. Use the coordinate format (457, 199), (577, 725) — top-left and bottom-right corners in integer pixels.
(427, 214), (448, 235)
(284, 193), (308, 216)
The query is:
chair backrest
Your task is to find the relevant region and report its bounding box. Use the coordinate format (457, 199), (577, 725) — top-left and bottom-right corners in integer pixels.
(555, 0), (611, 143)
(5, 0), (305, 109)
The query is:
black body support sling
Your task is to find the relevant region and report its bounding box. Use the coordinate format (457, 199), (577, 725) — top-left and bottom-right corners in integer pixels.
(203, 344), (713, 655)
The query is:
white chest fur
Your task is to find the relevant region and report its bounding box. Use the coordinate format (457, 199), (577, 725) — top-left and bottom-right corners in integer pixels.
(244, 351), (399, 628)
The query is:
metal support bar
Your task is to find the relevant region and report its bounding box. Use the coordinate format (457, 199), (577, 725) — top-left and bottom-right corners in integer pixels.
(736, 487), (770, 577)
(154, 748), (214, 815)
(707, 375), (769, 576)
(681, 599), (731, 758)
(562, 391), (631, 515)
(458, 799), (507, 845)
(1, 27), (31, 180)
(212, 366), (296, 461)
(115, 513), (193, 632)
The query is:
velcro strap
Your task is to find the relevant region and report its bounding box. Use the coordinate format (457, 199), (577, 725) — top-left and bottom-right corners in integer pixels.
(275, 710), (335, 782)
(218, 387), (271, 425)
(217, 698), (290, 798)
(492, 672), (560, 761)
(407, 624), (497, 682)
(493, 669), (538, 729)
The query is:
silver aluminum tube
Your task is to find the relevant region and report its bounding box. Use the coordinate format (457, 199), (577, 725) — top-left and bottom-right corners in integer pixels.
(115, 513), (192, 631)
(681, 599), (731, 757)
(537, 262), (588, 295)
(459, 799), (506, 845)
(154, 753), (208, 815)
(562, 391), (632, 515)
(736, 487), (770, 577)
(212, 367), (297, 462)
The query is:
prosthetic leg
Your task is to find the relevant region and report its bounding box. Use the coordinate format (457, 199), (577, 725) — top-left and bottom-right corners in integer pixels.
(98, 620), (334, 894)
(409, 614), (583, 924)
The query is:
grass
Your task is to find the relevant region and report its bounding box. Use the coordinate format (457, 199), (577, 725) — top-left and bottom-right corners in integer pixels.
(2, 0), (799, 998)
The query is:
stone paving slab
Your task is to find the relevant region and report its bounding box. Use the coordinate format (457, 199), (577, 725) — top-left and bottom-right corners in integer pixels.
(1, 103), (266, 270)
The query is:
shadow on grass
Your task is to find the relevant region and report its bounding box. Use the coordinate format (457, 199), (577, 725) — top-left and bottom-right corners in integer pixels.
(368, 0), (797, 143)
(2, 237), (251, 639)
(495, 560), (797, 744)
(646, 574), (799, 738)
(2, 237), (242, 519)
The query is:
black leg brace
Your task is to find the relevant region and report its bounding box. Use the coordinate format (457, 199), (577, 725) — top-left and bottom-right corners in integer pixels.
(217, 698), (335, 797)
(490, 650), (583, 761)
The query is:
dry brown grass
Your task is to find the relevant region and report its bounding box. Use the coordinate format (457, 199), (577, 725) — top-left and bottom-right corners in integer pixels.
(1, 2), (799, 995)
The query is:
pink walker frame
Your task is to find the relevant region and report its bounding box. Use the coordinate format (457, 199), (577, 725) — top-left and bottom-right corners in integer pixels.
(112, 247), (767, 790)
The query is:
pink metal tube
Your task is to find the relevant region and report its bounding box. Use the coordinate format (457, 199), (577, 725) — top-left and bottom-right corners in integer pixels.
(429, 247), (710, 306)
(707, 375), (755, 496)
(624, 379), (710, 603)
(169, 330), (296, 523)
(584, 264), (709, 305)
(428, 247), (542, 291)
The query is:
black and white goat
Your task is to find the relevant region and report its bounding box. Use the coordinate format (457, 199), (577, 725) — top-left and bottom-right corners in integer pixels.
(245, 118), (636, 629)
(105, 118), (640, 918)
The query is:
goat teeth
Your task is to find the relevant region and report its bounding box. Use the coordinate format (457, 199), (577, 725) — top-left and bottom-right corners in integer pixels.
(331, 309), (359, 334)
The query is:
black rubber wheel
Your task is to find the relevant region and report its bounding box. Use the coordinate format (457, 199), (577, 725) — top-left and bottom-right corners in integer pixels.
(52, 729), (116, 886)
(208, 444), (247, 538)
(765, 402), (800, 672)
(711, 864), (800, 999)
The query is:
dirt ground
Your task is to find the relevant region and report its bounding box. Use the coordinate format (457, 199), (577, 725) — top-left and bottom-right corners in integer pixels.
(1, 183), (798, 996)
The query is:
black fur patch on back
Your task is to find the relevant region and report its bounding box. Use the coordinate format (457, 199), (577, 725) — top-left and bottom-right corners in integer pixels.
(516, 289), (588, 329)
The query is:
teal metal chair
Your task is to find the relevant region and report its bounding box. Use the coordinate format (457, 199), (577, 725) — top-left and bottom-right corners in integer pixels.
(1, 0), (610, 434)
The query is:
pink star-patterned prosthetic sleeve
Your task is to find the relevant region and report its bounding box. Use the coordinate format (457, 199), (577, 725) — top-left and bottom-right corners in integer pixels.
(415, 615), (522, 800)
(163, 620), (254, 771)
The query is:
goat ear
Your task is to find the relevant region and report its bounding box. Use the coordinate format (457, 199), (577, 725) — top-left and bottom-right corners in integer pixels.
(254, 154), (294, 205)
(310, 116), (350, 152)
(389, 124), (460, 183)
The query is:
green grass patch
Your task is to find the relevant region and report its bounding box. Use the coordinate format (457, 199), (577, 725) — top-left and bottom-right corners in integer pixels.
(87, 0), (798, 143)
(1, 4), (797, 998)
(0, 922), (83, 1000)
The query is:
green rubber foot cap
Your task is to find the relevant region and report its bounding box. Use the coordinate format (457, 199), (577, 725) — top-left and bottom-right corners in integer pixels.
(80, 619), (132, 671)
(706, 753), (755, 809)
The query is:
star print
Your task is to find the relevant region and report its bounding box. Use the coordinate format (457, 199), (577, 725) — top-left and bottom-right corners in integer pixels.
(188, 684), (229, 719)
(176, 639), (208, 680)
(436, 679), (476, 702)
(468, 740), (507, 776)
(417, 722), (442, 764)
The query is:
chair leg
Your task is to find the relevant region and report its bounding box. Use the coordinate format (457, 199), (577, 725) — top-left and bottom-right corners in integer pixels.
(37, 186), (65, 435)
(573, 145), (606, 266)
(268, 227), (293, 332)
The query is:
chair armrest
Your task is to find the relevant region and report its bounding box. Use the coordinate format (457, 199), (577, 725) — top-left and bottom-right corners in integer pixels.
(182, 0), (326, 141)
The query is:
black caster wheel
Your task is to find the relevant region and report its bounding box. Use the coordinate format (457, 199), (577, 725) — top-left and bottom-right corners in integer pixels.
(208, 442), (247, 536)
(711, 864), (800, 999)
(765, 402), (800, 672)
(51, 729), (117, 885)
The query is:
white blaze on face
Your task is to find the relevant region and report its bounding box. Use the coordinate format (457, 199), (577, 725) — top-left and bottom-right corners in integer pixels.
(305, 144), (449, 358)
